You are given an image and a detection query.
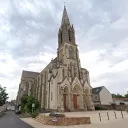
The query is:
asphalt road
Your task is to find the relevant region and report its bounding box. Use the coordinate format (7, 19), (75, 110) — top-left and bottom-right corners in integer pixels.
(0, 111), (33, 128)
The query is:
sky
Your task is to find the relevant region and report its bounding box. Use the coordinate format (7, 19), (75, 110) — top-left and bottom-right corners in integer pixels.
(0, 0), (128, 100)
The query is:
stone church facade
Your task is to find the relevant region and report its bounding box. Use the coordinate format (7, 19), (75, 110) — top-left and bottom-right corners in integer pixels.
(16, 6), (94, 112)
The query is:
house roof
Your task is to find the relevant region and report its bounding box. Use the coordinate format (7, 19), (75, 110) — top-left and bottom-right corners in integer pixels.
(92, 86), (104, 94)
(22, 70), (40, 78)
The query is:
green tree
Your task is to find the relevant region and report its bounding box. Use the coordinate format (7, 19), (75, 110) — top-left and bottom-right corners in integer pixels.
(0, 85), (8, 106)
(112, 93), (124, 98)
(124, 93), (128, 98)
(21, 96), (40, 114)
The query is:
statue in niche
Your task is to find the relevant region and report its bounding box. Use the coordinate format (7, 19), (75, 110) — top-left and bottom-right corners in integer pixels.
(69, 46), (74, 59)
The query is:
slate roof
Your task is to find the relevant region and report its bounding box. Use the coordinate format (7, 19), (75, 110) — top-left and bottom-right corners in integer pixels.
(92, 86), (104, 94)
(22, 70), (40, 78)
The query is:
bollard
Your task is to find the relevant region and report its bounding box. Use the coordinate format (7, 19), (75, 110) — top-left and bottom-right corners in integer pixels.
(114, 111), (117, 119)
(99, 113), (101, 122)
(121, 111), (124, 118)
(107, 112), (109, 120)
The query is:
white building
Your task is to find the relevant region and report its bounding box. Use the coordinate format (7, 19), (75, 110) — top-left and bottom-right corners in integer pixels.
(92, 86), (113, 106)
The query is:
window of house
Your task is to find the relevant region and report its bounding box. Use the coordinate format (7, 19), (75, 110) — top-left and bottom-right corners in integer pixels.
(94, 95), (99, 101)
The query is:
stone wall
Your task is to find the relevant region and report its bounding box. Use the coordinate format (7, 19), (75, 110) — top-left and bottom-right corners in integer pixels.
(36, 114), (91, 126)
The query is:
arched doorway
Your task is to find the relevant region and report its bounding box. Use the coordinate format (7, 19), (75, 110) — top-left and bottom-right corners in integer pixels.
(63, 86), (69, 111)
(73, 85), (83, 110)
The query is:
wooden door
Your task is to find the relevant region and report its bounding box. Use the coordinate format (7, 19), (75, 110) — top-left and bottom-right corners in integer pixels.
(63, 94), (66, 110)
(73, 94), (77, 109)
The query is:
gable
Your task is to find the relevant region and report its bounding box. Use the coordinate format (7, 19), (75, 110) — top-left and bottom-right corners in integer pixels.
(60, 77), (70, 88)
(100, 86), (111, 95)
(72, 76), (82, 89)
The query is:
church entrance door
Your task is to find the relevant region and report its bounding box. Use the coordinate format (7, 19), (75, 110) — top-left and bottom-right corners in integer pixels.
(73, 94), (77, 109)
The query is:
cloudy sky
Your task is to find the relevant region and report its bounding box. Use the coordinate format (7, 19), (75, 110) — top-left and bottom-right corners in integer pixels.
(0, 0), (128, 100)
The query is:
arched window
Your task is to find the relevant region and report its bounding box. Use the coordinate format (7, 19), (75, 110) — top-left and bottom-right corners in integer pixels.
(41, 74), (43, 83)
(69, 46), (74, 58)
(44, 72), (47, 83)
(38, 77), (40, 86)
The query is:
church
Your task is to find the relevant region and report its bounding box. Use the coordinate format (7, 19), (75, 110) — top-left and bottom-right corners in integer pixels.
(16, 6), (94, 112)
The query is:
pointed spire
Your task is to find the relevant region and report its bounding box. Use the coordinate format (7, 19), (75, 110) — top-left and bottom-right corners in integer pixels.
(61, 6), (70, 26)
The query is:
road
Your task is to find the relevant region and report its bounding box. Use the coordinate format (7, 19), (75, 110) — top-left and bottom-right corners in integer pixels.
(0, 111), (33, 128)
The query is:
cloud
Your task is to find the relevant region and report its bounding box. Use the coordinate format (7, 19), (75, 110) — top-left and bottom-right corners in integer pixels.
(0, 0), (128, 100)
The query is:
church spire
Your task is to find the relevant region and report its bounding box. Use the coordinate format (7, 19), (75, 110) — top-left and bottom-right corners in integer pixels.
(61, 5), (70, 26)
(58, 6), (76, 47)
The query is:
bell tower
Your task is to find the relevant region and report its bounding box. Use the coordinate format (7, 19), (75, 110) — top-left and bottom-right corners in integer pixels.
(57, 6), (81, 79)
(58, 6), (76, 47)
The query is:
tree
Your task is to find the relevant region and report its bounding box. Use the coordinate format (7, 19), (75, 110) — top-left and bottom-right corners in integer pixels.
(112, 92), (128, 98)
(124, 93), (128, 98)
(112, 93), (124, 98)
(21, 95), (40, 114)
(0, 85), (8, 106)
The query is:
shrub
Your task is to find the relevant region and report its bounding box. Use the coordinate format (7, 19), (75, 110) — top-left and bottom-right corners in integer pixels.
(95, 106), (108, 110)
(20, 96), (40, 117)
